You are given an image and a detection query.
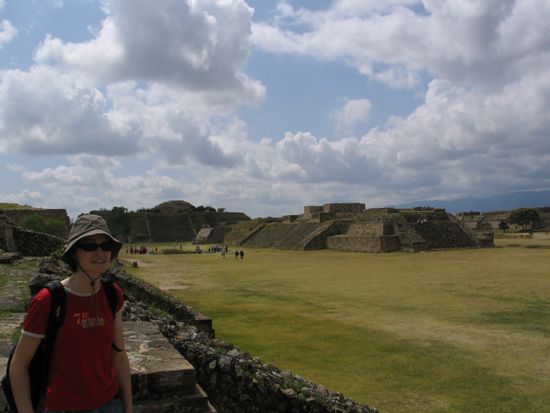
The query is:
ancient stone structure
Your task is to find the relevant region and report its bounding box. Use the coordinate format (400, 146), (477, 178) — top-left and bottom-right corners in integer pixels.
(195, 225), (231, 245)
(322, 203), (366, 213)
(0, 216), (17, 252)
(225, 205), (493, 252)
(94, 201), (250, 243)
(0, 216), (63, 256)
(327, 222), (401, 252)
(457, 207), (550, 232)
(125, 321), (216, 412)
(0, 208), (70, 235)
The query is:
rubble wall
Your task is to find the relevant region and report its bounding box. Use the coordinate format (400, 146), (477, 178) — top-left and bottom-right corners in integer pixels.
(13, 228), (63, 256)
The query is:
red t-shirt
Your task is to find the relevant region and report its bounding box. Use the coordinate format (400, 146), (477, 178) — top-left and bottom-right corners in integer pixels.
(22, 282), (124, 411)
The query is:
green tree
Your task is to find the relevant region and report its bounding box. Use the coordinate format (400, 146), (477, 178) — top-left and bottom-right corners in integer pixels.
(498, 220), (509, 231)
(509, 208), (540, 230)
(111, 206), (128, 215)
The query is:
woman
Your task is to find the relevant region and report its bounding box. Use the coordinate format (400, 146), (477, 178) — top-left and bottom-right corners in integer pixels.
(9, 214), (133, 413)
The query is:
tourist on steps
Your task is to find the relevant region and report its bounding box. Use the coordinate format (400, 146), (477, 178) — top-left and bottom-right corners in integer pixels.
(8, 214), (133, 413)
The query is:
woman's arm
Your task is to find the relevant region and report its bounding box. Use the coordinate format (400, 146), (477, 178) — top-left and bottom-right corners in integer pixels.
(111, 309), (133, 413)
(9, 334), (42, 413)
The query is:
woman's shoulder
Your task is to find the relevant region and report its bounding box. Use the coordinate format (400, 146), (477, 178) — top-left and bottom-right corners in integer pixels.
(33, 286), (54, 303)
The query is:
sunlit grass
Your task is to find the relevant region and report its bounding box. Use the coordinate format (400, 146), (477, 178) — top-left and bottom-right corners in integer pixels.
(120, 240), (550, 413)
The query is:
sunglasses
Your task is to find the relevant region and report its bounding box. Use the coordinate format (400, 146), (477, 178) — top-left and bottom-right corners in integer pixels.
(76, 241), (116, 252)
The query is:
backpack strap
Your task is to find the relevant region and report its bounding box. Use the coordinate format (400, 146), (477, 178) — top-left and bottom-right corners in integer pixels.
(43, 280), (67, 342)
(101, 278), (118, 318)
(101, 278), (124, 353)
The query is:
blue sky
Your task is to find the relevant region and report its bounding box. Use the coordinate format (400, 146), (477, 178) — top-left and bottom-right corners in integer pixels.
(1, 0), (549, 218)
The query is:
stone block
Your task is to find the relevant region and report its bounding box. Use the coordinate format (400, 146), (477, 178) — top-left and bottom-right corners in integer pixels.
(124, 321), (198, 399)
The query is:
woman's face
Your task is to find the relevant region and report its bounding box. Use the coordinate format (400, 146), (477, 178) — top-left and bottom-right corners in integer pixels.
(73, 234), (113, 277)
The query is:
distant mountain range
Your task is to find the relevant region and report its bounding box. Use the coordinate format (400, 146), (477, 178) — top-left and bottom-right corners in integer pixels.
(397, 190), (550, 213)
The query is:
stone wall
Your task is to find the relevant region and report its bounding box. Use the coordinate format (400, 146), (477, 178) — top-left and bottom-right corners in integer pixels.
(322, 203), (366, 214)
(195, 226), (232, 245)
(1, 217), (63, 256)
(146, 214), (196, 242)
(346, 222), (394, 237)
(0, 209), (70, 234)
(105, 267), (214, 336)
(98, 210), (249, 243)
(412, 222), (478, 250)
(244, 222), (321, 249)
(303, 206), (323, 215)
(301, 220), (350, 250)
(224, 224), (265, 246)
(196, 227), (215, 244)
(169, 331), (378, 413)
(0, 216), (17, 252)
(12, 228), (63, 256)
(326, 235), (401, 253)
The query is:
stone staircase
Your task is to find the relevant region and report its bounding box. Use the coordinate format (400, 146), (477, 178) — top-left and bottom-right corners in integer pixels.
(125, 321), (216, 413)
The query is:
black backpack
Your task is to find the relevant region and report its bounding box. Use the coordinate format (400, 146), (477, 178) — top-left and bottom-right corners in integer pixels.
(1, 278), (118, 413)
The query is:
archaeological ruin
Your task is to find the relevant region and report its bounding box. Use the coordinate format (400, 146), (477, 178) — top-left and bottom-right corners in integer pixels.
(224, 203), (494, 252)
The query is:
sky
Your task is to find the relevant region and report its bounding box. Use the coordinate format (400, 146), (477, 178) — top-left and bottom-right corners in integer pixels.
(1, 0), (549, 219)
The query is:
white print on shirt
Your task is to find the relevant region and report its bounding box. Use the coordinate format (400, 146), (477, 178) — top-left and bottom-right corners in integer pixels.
(73, 312), (105, 329)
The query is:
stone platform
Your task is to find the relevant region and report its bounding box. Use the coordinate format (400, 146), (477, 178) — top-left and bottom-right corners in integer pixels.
(125, 320), (216, 413)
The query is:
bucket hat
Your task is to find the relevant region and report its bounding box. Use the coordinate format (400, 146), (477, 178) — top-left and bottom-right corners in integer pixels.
(60, 214), (123, 263)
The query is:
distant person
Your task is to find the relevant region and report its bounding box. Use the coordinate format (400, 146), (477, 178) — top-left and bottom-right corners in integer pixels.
(8, 214), (133, 413)
(235, 250), (239, 259)
(239, 250), (244, 259)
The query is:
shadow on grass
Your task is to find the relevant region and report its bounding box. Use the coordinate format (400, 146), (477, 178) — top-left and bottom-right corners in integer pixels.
(199, 302), (543, 413)
(471, 299), (550, 336)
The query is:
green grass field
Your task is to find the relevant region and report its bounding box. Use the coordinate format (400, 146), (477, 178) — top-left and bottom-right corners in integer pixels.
(120, 237), (550, 413)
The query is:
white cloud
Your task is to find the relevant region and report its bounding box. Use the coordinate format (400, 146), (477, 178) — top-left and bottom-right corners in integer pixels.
(0, 0), (265, 169)
(331, 99), (372, 136)
(1, 189), (45, 205)
(0, 67), (245, 167)
(0, 65), (137, 155)
(23, 154), (121, 187)
(0, 19), (17, 49)
(251, 0), (550, 89)
(9, 64), (550, 217)
(35, 0), (264, 104)
(289, 72), (550, 197)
